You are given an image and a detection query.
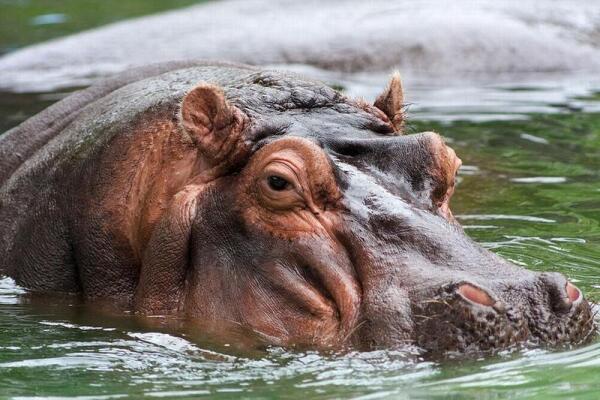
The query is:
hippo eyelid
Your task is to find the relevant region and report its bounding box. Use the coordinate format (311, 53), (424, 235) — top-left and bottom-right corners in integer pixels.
(264, 158), (305, 191)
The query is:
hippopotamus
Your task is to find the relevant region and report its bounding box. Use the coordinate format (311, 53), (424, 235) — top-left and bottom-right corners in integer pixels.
(0, 61), (595, 356)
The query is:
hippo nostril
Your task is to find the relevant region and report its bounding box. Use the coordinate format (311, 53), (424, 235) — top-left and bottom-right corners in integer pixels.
(566, 282), (581, 303)
(542, 273), (583, 313)
(457, 283), (495, 307)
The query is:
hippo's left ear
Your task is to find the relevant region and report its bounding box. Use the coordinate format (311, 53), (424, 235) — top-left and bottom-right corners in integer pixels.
(374, 72), (405, 132)
(180, 84), (249, 171)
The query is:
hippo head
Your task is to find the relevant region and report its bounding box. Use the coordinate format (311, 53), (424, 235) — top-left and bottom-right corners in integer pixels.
(135, 70), (595, 356)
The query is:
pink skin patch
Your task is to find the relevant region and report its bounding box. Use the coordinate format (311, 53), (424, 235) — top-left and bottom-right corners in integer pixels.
(566, 282), (581, 303)
(457, 283), (495, 307)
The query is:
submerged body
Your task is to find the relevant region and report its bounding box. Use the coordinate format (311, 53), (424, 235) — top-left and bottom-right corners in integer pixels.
(0, 62), (594, 356)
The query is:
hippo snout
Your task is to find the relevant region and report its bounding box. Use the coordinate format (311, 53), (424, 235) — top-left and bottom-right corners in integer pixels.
(411, 273), (595, 356)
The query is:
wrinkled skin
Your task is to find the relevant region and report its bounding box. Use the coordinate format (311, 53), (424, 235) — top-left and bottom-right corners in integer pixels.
(0, 62), (595, 356)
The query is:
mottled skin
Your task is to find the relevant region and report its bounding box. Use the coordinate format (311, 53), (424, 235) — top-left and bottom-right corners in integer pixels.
(0, 62), (595, 356)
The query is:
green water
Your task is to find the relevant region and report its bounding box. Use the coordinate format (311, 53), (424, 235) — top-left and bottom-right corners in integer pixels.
(1, 1), (600, 399)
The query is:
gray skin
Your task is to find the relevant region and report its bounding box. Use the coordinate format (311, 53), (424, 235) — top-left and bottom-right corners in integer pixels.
(0, 61), (595, 356)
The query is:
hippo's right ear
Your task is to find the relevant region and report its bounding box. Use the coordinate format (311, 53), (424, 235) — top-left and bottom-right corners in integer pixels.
(374, 72), (405, 133)
(180, 84), (249, 170)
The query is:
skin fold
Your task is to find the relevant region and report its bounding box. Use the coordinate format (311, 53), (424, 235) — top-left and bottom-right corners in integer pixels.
(0, 62), (595, 357)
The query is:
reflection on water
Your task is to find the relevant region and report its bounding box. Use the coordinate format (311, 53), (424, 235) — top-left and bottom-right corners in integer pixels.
(1, 80), (600, 398)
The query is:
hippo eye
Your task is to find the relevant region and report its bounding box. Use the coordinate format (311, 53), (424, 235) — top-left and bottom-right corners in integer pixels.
(267, 175), (290, 191)
(257, 162), (305, 210)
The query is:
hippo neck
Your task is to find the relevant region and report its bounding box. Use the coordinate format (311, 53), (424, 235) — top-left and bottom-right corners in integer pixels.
(119, 116), (199, 261)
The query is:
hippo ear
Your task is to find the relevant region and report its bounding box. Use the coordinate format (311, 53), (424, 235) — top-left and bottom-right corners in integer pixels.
(374, 72), (405, 132)
(180, 84), (248, 169)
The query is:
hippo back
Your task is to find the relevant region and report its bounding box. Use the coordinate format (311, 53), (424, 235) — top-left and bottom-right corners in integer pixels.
(0, 61), (249, 187)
